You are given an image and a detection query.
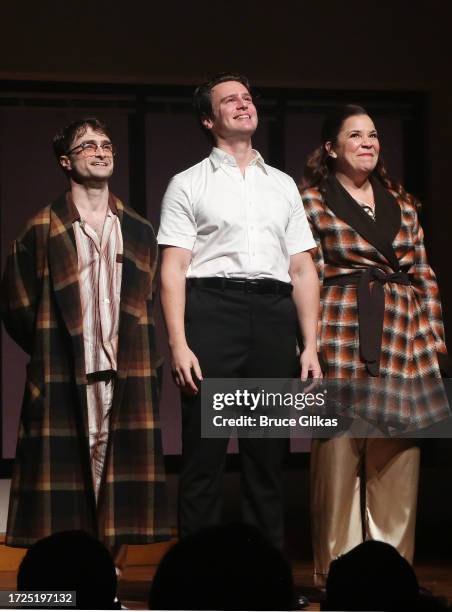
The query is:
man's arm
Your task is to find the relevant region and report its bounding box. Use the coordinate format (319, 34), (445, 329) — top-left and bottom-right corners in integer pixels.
(289, 251), (322, 380)
(160, 246), (202, 394)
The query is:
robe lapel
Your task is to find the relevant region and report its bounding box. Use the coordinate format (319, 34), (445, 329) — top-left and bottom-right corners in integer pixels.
(48, 192), (86, 385)
(113, 198), (154, 408)
(325, 175), (401, 271)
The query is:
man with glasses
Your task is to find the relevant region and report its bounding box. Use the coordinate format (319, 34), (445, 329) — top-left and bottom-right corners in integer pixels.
(158, 73), (321, 550)
(1, 118), (168, 567)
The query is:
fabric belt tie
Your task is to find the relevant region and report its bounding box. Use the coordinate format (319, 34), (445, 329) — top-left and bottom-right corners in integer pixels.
(187, 277), (293, 296)
(86, 369), (116, 384)
(324, 269), (411, 376)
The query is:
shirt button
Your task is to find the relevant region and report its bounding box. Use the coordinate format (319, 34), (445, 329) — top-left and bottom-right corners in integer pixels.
(104, 298), (110, 304)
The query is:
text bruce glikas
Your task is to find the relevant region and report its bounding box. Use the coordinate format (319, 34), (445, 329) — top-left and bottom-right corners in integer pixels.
(212, 389), (326, 411)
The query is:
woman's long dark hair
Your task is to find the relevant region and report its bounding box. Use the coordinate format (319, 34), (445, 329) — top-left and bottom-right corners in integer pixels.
(299, 104), (419, 208)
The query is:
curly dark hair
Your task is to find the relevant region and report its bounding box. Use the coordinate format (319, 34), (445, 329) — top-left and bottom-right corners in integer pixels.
(300, 104), (419, 208)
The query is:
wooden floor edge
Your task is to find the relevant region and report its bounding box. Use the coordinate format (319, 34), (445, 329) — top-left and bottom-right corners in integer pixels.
(0, 533), (178, 570)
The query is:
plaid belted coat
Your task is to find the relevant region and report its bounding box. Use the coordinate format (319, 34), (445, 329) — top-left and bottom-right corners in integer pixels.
(301, 175), (449, 430)
(1, 192), (169, 547)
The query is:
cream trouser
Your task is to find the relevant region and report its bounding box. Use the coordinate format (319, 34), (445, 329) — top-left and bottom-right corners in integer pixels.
(86, 378), (127, 572)
(86, 378), (114, 500)
(310, 437), (420, 584)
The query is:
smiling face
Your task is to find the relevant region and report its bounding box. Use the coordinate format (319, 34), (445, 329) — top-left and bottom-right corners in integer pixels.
(59, 126), (114, 183)
(202, 80), (258, 143)
(327, 114), (380, 178)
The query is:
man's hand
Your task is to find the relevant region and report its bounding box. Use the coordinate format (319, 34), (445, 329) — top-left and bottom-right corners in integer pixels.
(300, 346), (323, 381)
(170, 343), (203, 395)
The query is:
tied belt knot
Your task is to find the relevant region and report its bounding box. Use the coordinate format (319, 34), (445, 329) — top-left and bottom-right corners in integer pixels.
(324, 269), (411, 376)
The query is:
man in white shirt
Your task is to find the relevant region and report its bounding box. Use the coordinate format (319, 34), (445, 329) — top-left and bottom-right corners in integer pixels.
(158, 73), (321, 549)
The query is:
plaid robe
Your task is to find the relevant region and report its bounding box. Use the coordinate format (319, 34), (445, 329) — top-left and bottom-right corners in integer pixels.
(302, 176), (449, 430)
(1, 192), (169, 547)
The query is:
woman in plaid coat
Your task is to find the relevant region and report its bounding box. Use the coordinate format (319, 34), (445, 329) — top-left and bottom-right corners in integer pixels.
(300, 105), (448, 584)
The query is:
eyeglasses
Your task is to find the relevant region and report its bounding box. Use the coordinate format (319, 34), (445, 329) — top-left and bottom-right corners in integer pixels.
(66, 140), (115, 157)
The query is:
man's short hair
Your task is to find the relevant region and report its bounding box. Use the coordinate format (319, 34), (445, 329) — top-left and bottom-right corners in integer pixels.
(193, 72), (252, 139)
(52, 117), (112, 160)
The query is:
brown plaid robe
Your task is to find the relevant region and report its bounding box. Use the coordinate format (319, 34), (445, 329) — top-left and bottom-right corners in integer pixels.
(302, 176), (449, 430)
(1, 192), (169, 547)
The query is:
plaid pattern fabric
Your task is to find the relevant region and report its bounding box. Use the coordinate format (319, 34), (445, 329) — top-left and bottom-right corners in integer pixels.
(1, 192), (169, 547)
(302, 187), (449, 430)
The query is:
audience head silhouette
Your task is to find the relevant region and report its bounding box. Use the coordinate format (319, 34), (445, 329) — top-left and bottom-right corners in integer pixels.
(17, 530), (117, 610)
(324, 540), (419, 611)
(149, 522), (294, 610)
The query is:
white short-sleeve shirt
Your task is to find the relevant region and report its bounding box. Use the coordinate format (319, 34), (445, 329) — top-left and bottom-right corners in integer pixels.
(157, 147), (315, 283)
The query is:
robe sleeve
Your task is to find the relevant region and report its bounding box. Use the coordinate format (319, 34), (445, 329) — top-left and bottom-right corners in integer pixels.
(407, 205), (448, 361)
(1, 235), (39, 355)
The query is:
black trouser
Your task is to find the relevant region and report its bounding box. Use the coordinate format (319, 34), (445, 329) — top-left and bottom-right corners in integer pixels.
(179, 283), (299, 549)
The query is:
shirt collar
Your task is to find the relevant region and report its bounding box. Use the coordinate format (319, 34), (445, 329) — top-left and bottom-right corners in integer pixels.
(209, 147), (268, 174)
